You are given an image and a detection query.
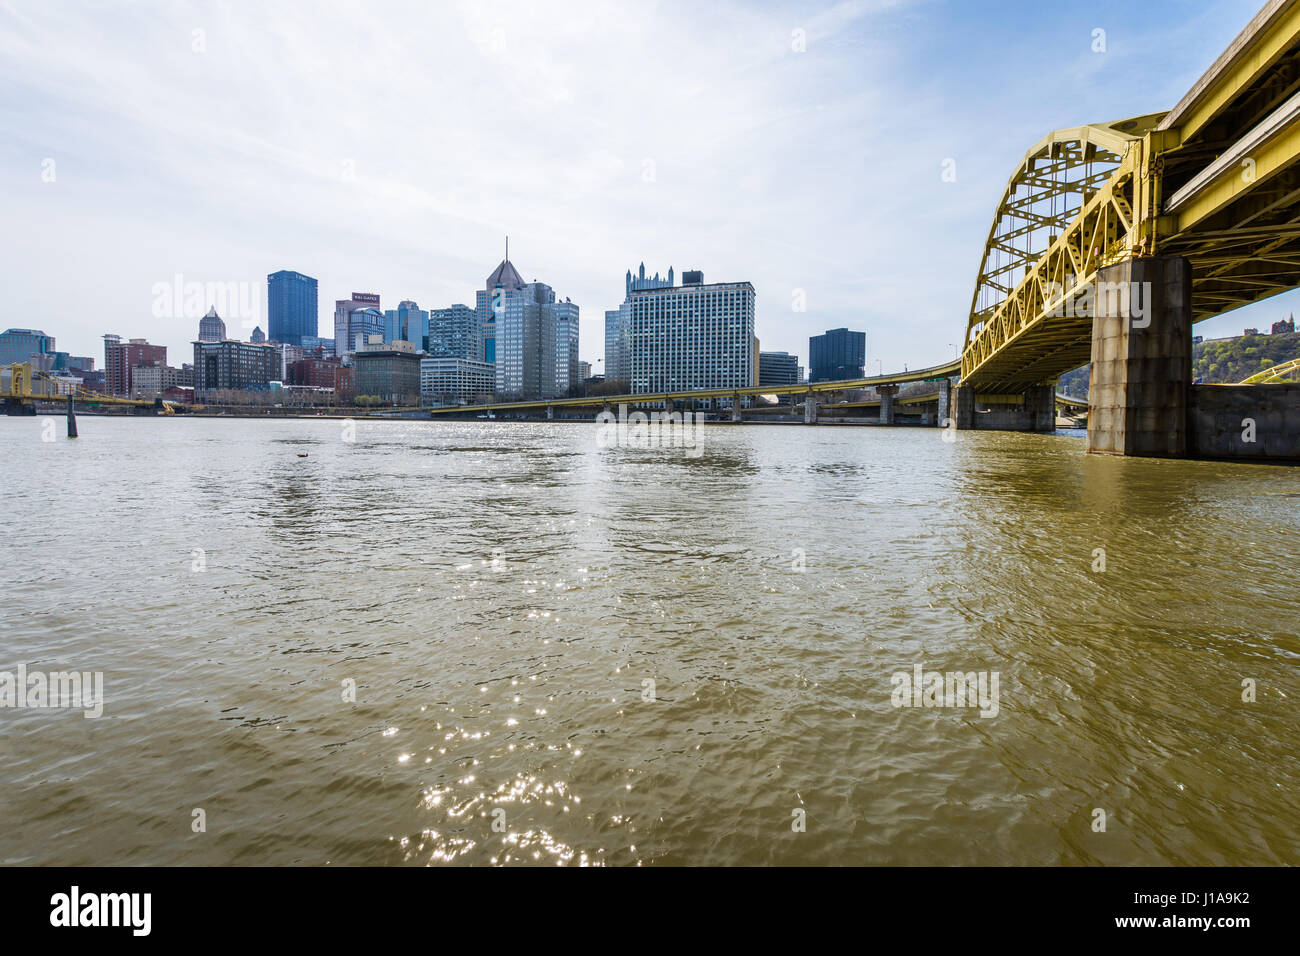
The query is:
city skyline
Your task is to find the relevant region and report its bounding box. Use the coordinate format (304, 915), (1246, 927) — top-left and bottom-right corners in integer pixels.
(5, 0), (1294, 373)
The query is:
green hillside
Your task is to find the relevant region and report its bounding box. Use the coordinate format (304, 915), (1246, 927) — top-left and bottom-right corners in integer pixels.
(1056, 329), (1300, 398)
(1195, 330), (1300, 382)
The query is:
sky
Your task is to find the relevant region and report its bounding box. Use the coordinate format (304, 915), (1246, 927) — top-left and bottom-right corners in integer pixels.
(1, 0), (1295, 373)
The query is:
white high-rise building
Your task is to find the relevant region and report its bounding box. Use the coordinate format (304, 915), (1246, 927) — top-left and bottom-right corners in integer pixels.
(628, 270), (755, 393)
(606, 263), (672, 384)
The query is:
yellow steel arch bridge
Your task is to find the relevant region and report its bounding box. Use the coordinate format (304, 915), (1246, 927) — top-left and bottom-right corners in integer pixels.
(962, 0), (1300, 392)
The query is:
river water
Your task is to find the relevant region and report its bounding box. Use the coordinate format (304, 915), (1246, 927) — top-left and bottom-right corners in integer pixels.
(1, 415), (1296, 865)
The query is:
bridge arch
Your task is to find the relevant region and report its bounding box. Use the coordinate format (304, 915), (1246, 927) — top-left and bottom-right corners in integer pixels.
(964, 113), (1167, 349)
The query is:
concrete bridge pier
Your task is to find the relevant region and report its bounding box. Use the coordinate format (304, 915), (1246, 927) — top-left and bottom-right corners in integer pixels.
(804, 390), (818, 424)
(937, 379), (952, 427)
(730, 393), (742, 422)
(546, 405), (554, 420)
(878, 384), (900, 424)
(952, 383), (1055, 431)
(1086, 256), (1192, 457)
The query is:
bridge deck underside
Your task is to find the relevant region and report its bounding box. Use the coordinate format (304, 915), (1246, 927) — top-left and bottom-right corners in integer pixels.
(964, 314), (1094, 393)
(1167, 190), (1300, 322)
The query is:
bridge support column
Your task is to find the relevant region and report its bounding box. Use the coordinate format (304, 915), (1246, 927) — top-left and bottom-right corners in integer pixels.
(878, 384), (900, 424)
(546, 405), (554, 420)
(950, 383), (1053, 431)
(1024, 384), (1056, 432)
(66, 395), (77, 438)
(936, 379), (952, 427)
(730, 393), (742, 422)
(803, 390), (818, 424)
(952, 385), (975, 429)
(1087, 256), (1192, 457)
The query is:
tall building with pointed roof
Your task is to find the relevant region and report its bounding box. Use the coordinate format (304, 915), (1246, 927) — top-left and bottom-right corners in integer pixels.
(486, 257), (525, 290)
(476, 239), (526, 366)
(198, 307), (226, 343)
(472, 242), (578, 400)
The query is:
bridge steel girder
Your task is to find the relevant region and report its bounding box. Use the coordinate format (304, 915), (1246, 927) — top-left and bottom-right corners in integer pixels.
(1158, 0), (1300, 146)
(963, 114), (1167, 354)
(961, 136), (1155, 393)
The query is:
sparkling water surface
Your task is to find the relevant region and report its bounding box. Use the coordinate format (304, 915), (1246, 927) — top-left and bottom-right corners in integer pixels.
(1, 416), (1297, 865)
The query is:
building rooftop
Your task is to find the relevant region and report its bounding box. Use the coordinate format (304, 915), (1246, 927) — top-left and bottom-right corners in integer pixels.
(486, 258), (525, 289)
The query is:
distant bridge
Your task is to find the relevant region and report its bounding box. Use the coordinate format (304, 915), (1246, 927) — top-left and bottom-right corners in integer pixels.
(1240, 356), (1300, 381)
(2, 363), (174, 412)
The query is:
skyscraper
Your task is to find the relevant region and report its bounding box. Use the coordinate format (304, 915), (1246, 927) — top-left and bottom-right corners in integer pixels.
(267, 270), (319, 347)
(628, 270), (755, 393)
(477, 246), (525, 367)
(103, 334), (167, 396)
(552, 298), (581, 396)
(197, 307), (226, 343)
(606, 262), (673, 384)
(759, 351), (800, 386)
(428, 304), (484, 361)
(192, 339), (278, 394)
(808, 328), (866, 382)
(383, 300), (428, 349)
(333, 293), (383, 358)
(0, 328), (55, 366)
(495, 279), (580, 401)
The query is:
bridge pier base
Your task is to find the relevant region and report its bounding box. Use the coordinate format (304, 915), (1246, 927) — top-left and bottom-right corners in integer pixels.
(730, 393), (742, 422)
(951, 384), (1055, 431)
(1086, 256), (1192, 457)
(937, 379), (952, 427)
(878, 384), (900, 424)
(804, 391), (818, 424)
(546, 405), (554, 420)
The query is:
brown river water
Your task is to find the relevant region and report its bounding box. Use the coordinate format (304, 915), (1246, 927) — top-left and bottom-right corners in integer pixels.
(1, 415), (1296, 865)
